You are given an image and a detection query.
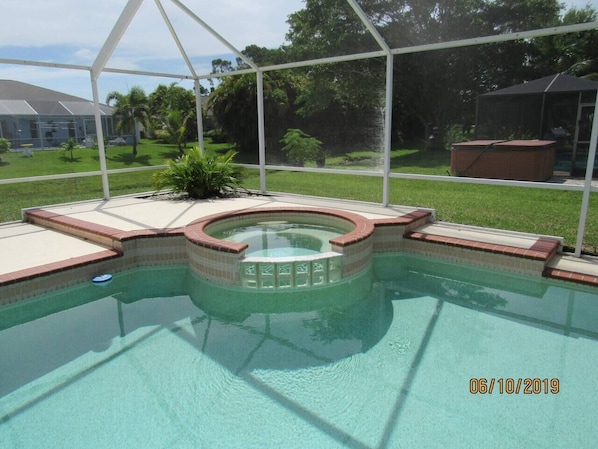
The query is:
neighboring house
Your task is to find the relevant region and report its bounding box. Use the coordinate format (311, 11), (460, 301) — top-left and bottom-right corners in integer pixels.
(0, 80), (114, 149)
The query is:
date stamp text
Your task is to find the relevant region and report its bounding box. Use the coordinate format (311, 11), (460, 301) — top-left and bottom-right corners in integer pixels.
(469, 378), (560, 395)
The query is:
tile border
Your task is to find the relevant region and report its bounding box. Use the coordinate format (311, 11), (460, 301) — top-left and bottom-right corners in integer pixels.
(1, 204), (594, 302)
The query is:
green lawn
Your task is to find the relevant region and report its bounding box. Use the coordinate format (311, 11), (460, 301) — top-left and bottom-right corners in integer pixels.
(0, 140), (183, 223)
(0, 140), (596, 253)
(311, 148), (451, 175)
(0, 140), (182, 177)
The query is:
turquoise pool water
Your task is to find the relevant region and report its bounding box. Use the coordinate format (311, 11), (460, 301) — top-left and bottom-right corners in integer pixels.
(1, 254), (597, 448)
(211, 221), (342, 257)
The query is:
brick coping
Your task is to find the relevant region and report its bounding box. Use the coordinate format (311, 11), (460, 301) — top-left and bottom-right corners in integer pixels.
(2, 206), (594, 289)
(0, 250), (120, 286)
(543, 267), (598, 288)
(184, 207), (378, 253)
(404, 231), (560, 261)
(25, 208), (185, 243)
(404, 229), (598, 286)
(3, 207), (428, 288)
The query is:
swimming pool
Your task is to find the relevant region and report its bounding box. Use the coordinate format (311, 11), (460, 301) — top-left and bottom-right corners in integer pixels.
(1, 253), (597, 448)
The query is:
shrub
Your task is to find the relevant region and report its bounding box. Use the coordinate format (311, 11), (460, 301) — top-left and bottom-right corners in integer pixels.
(280, 128), (326, 167)
(444, 124), (473, 150)
(205, 129), (228, 144)
(153, 129), (171, 143)
(60, 138), (82, 161)
(152, 147), (243, 199)
(0, 138), (11, 153)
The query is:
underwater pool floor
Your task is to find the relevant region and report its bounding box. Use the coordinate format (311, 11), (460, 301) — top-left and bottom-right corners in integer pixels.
(1, 259), (597, 448)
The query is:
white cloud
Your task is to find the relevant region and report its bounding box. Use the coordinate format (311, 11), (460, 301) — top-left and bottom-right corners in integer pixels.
(73, 49), (95, 64)
(0, 1), (122, 49)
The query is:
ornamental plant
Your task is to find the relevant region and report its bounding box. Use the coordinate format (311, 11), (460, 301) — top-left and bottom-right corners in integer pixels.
(152, 147), (243, 199)
(0, 137), (9, 163)
(60, 138), (82, 161)
(0, 138), (10, 153)
(280, 128), (326, 167)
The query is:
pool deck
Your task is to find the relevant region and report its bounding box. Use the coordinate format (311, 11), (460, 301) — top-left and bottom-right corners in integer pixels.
(0, 192), (597, 302)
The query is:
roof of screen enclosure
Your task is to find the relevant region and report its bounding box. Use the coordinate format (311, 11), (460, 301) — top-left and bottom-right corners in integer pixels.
(1, 0), (598, 259)
(482, 74), (598, 96)
(476, 74), (598, 143)
(1, 0), (597, 84)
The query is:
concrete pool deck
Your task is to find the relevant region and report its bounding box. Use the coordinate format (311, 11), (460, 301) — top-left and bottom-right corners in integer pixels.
(0, 192), (596, 304)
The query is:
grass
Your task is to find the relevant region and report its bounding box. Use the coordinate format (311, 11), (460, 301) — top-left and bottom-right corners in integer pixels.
(311, 148), (451, 174)
(0, 140), (596, 253)
(0, 140), (182, 177)
(0, 140), (185, 223)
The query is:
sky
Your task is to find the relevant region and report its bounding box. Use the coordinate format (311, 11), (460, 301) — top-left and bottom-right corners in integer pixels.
(0, 0), (596, 103)
(0, 0), (304, 101)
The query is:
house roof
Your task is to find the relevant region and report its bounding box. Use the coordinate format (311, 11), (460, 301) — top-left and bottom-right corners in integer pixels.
(0, 80), (113, 116)
(482, 73), (598, 96)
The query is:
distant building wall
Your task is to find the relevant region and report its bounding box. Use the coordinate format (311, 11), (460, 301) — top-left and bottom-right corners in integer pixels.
(0, 114), (114, 149)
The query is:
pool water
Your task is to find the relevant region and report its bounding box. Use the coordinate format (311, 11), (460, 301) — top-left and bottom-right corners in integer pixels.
(212, 221), (342, 257)
(1, 253), (598, 448)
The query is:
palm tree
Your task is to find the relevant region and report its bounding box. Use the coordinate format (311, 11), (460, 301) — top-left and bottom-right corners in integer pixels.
(106, 86), (150, 156)
(162, 109), (193, 155)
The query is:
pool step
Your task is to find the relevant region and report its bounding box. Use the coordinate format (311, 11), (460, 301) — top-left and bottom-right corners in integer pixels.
(544, 254), (598, 287)
(371, 210), (433, 253)
(403, 222), (562, 278)
(24, 208), (183, 251)
(25, 208), (126, 250)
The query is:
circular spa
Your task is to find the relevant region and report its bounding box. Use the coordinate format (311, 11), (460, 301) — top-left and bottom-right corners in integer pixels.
(212, 221), (343, 258)
(184, 208), (375, 289)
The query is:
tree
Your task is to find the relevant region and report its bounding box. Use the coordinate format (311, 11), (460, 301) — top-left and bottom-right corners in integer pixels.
(209, 73), (259, 158)
(208, 58), (234, 88)
(208, 0), (595, 154)
(209, 49), (302, 161)
(148, 83), (198, 153)
(60, 138), (81, 162)
(237, 44), (287, 67)
(0, 137), (10, 163)
(106, 86), (150, 156)
(286, 0), (572, 149)
(285, 0), (387, 150)
(163, 109), (193, 155)
(547, 6), (598, 79)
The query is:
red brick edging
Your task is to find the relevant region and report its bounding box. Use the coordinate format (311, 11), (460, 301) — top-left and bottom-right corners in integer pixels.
(404, 232), (560, 261)
(184, 207), (376, 253)
(2, 206), (593, 291)
(543, 267), (598, 287)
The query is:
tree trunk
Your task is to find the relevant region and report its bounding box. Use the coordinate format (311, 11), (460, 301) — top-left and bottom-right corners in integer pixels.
(132, 121), (138, 156)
